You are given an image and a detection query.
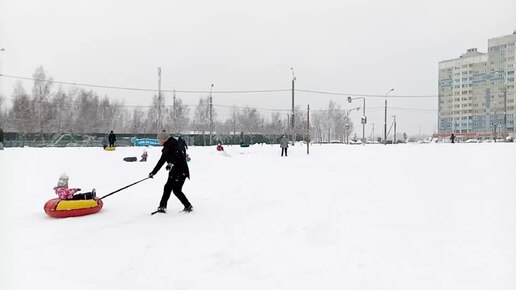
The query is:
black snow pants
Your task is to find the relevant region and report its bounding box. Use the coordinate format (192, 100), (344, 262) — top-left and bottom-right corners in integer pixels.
(159, 173), (190, 209)
(281, 147), (288, 156)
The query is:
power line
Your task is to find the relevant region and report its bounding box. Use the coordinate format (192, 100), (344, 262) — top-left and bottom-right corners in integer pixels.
(295, 89), (437, 98)
(390, 106), (438, 112)
(0, 73), (290, 94)
(1, 73), (445, 97)
(214, 104), (289, 112)
(0, 73), (442, 115)
(3, 73), (510, 98)
(1, 73), (157, 92)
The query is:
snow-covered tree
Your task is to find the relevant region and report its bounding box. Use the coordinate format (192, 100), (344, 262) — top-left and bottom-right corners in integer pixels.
(9, 82), (33, 134)
(167, 96), (190, 134)
(193, 96), (216, 145)
(31, 66), (54, 137)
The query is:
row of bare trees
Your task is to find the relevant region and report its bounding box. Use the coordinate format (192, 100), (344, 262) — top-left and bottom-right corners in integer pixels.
(0, 67), (354, 143)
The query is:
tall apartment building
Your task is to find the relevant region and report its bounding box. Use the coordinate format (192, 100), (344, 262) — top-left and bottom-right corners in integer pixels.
(438, 31), (516, 139)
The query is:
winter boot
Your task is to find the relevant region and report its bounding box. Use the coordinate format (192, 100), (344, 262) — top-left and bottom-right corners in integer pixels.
(182, 205), (193, 212)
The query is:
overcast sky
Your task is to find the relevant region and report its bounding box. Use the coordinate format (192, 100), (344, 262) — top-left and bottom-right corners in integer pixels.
(1, 0), (515, 136)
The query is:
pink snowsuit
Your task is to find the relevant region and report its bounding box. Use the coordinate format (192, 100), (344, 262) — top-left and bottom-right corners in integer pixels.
(141, 151), (148, 161)
(54, 186), (79, 200)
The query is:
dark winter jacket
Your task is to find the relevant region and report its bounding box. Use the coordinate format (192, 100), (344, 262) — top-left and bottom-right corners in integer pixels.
(150, 137), (190, 179)
(108, 132), (116, 144)
(178, 137), (188, 152)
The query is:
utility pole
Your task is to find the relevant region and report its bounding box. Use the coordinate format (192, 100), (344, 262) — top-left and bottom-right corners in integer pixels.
(345, 124), (349, 144)
(291, 68), (296, 146)
(392, 116), (397, 144)
(384, 88), (394, 144)
(173, 89), (176, 133)
(209, 84), (214, 146)
(157, 67), (162, 129)
(347, 96), (367, 144)
(371, 123), (375, 142)
(384, 101), (387, 144)
(307, 105), (310, 155)
(362, 99), (366, 144)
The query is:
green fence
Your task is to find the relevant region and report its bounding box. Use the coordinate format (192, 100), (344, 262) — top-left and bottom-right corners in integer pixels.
(0, 132), (300, 147)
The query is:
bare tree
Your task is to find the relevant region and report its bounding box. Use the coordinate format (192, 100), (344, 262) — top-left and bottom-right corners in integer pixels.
(9, 82), (33, 134)
(293, 106), (307, 141)
(127, 107), (146, 134)
(237, 106), (263, 143)
(228, 106), (240, 136)
(310, 101), (354, 143)
(263, 112), (283, 143)
(193, 96), (212, 146)
(0, 95), (7, 129)
(146, 94), (166, 132)
(71, 89), (101, 133)
(311, 110), (325, 143)
(31, 66), (53, 137)
(167, 97), (190, 134)
(50, 86), (71, 133)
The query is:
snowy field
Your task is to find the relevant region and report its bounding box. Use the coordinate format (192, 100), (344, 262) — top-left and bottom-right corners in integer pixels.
(1, 143), (515, 290)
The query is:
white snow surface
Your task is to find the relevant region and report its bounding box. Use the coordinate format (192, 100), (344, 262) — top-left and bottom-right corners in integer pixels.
(1, 143), (515, 290)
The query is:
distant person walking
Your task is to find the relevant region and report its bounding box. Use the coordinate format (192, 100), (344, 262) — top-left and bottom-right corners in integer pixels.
(280, 135), (289, 157)
(450, 133), (456, 144)
(108, 130), (116, 147)
(0, 128), (4, 150)
(148, 130), (192, 214)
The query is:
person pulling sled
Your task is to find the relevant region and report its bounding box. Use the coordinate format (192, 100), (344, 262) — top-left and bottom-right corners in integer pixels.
(148, 130), (192, 214)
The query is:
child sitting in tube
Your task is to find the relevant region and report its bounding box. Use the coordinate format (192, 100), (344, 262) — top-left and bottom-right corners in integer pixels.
(140, 150), (148, 162)
(54, 173), (96, 200)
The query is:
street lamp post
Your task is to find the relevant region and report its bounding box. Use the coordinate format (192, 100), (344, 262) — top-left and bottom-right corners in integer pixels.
(157, 67), (162, 129)
(209, 84), (214, 146)
(291, 68), (296, 146)
(392, 115), (397, 144)
(384, 88), (394, 144)
(348, 96), (367, 144)
(345, 123), (349, 144)
(0, 49), (5, 98)
(344, 107), (360, 144)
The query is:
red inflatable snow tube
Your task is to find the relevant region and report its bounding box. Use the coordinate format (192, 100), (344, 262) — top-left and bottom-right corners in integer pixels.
(44, 198), (103, 218)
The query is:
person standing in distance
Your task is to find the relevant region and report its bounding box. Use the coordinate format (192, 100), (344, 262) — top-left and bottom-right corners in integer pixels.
(280, 135), (289, 157)
(148, 130), (192, 213)
(0, 128), (4, 150)
(108, 130), (116, 147)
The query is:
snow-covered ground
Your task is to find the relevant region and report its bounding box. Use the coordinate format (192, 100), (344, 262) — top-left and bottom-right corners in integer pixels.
(1, 143), (515, 290)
